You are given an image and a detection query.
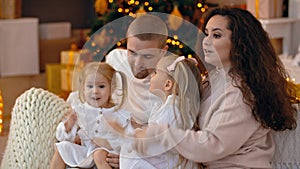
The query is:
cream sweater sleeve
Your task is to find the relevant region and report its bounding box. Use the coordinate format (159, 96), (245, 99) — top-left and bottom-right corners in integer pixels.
(149, 85), (268, 163)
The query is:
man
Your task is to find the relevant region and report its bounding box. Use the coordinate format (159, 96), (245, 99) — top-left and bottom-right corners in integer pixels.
(104, 14), (169, 167)
(106, 14), (168, 125)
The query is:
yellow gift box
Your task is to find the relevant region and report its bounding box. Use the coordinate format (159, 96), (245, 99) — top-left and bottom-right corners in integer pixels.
(60, 51), (80, 65)
(46, 64), (64, 94)
(61, 66), (82, 92)
(246, 0), (283, 18)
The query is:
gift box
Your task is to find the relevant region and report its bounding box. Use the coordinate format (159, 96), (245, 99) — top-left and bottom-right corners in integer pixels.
(0, 0), (21, 19)
(46, 64), (64, 94)
(246, 0), (283, 19)
(60, 51), (81, 65)
(61, 67), (74, 92)
(61, 66), (81, 92)
(39, 22), (71, 40)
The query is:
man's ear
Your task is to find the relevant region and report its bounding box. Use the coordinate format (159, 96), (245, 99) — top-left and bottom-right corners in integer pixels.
(164, 79), (174, 91)
(163, 45), (169, 51)
(160, 45), (169, 56)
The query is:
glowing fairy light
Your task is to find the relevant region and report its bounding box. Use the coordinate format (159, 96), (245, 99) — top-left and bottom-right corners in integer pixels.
(197, 3), (202, 8)
(0, 90), (3, 134)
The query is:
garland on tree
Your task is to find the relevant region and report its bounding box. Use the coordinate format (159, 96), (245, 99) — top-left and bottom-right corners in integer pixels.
(85, 0), (217, 69)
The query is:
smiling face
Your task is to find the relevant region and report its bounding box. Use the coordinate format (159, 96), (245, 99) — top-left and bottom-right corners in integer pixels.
(127, 37), (165, 79)
(203, 15), (232, 68)
(83, 73), (112, 108)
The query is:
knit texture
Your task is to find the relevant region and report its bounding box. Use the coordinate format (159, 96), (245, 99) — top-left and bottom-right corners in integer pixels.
(271, 111), (300, 169)
(1, 88), (70, 169)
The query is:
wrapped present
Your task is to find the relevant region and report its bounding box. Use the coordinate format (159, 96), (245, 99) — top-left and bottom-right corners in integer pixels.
(246, 0), (283, 18)
(0, 0), (22, 19)
(60, 51), (80, 65)
(46, 64), (64, 94)
(39, 22), (71, 40)
(61, 68), (73, 92)
(61, 66), (81, 92)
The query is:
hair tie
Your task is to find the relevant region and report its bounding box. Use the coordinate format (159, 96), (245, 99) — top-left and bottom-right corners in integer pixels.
(187, 57), (198, 65)
(167, 56), (185, 72)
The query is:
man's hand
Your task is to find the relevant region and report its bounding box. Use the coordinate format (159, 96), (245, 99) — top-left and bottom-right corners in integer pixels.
(106, 153), (119, 168)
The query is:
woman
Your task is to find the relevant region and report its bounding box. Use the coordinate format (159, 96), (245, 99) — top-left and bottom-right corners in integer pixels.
(135, 7), (297, 168)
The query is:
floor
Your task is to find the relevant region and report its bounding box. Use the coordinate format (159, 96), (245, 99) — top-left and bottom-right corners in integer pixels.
(0, 73), (47, 165)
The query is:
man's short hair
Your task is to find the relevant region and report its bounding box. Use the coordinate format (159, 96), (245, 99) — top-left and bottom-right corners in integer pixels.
(126, 14), (168, 48)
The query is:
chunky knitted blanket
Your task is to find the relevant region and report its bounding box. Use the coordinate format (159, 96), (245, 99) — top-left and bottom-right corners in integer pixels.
(271, 111), (300, 169)
(1, 88), (70, 169)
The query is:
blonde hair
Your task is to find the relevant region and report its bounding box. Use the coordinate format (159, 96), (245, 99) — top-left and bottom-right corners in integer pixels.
(78, 62), (127, 109)
(157, 55), (203, 169)
(157, 55), (202, 130)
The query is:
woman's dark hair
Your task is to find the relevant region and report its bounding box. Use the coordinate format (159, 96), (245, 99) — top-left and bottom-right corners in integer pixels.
(202, 7), (297, 131)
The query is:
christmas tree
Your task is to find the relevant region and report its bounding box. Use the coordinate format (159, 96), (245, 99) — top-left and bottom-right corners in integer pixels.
(84, 0), (214, 61)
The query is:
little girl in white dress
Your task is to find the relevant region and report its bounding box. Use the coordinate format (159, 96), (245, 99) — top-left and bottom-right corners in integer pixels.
(50, 62), (131, 169)
(120, 55), (203, 169)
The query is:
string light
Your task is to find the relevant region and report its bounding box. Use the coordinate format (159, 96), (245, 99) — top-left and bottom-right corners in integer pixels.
(117, 41), (122, 46)
(0, 90), (3, 134)
(135, 1), (139, 5)
(108, 0), (113, 3)
(148, 6), (153, 11)
(118, 8), (123, 13)
(171, 40), (176, 45)
(197, 3), (202, 8)
(129, 12), (134, 16)
(144, 2), (149, 6)
(128, 0), (134, 5)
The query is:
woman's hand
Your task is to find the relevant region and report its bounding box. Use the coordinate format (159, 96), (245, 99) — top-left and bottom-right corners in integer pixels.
(64, 109), (77, 133)
(133, 124), (170, 155)
(106, 153), (120, 168)
(134, 128), (148, 154)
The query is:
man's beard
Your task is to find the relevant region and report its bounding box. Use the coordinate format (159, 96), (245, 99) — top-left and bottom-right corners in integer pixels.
(134, 69), (149, 79)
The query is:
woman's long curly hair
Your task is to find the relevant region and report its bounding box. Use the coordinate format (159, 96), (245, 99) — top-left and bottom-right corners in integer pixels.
(202, 7), (297, 131)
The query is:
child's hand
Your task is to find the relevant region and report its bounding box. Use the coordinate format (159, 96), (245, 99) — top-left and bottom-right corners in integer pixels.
(74, 135), (81, 145)
(64, 109), (77, 133)
(131, 119), (143, 129)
